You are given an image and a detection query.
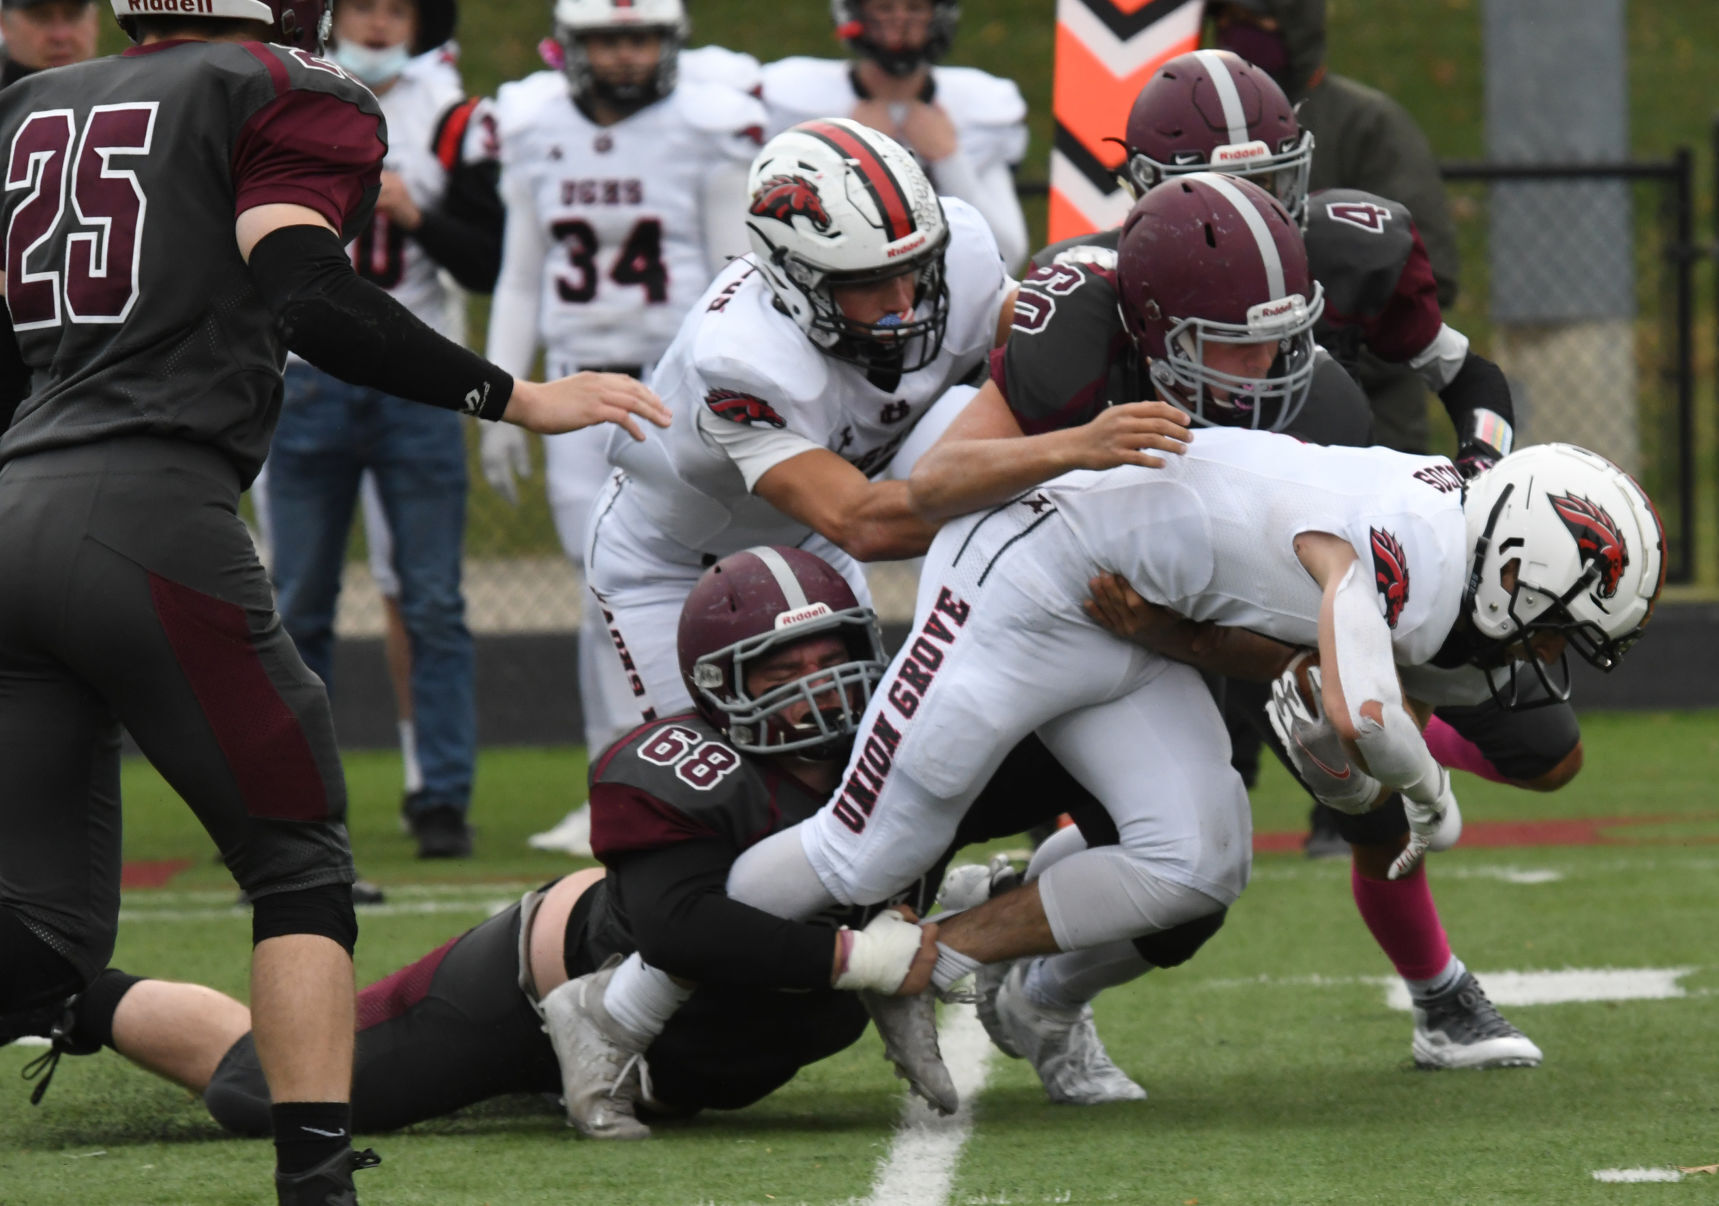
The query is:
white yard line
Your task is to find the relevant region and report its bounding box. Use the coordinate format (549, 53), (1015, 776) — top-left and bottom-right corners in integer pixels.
(1592, 1168), (1685, 1183)
(1382, 967), (1696, 1011)
(862, 1003), (996, 1206)
(1196, 967), (1704, 1011)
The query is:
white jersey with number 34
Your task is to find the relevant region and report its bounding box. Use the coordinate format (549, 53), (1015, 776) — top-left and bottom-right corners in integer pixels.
(493, 69), (765, 369)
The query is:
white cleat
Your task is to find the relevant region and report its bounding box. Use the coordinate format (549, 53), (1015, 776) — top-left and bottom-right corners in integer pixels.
(1411, 970), (1543, 1069)
(540, 957), (652, 1139)
(861, 989), (959, 1115)
(974, 957), (1022, 1059)
(528, 802), (593, 857)
(994, 960), (1147, 1105)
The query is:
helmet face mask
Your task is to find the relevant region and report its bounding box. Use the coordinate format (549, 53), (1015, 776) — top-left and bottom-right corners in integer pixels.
(1145, 285), (1323, 431)
(1458, 443), (1666, 708)
(1119, 172), (1323, 432)
(690, 620), (887, 759)
(1119, 48), (1314, 225)
(552, 0), (686, 110)
(679, 546), (889, 759)
(746, 119), (951, 374)
(831, 0), (958, 78)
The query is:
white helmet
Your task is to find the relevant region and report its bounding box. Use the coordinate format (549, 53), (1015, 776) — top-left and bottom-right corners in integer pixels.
(552, 0), (687, 109)
(1459, 443), (1665, 699)
(744, 119), (950, 373)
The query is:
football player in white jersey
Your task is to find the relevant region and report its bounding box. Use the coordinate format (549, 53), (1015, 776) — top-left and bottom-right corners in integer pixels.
(264, 0), (505, 861)
(721, 434), (1664, 1113)
(478, 0), (767, 855)
(761, 0), (1030, 272)
(585, 119), (1026, 732)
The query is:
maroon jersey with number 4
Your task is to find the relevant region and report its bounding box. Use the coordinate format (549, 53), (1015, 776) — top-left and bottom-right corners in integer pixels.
(0, 39), (385, 484)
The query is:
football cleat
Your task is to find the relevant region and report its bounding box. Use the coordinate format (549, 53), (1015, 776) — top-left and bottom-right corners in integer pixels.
(994, 961), (1147, 1105)
(540, 957), (652, 1139)
(861, 989), (959, 1116)
(274, 1145), (379, 1206)
(527, 803), (594, 857)
(1411, 970), (1543, 1069)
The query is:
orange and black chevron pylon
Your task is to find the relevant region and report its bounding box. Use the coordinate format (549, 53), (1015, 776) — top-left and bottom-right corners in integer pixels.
(1049, 0), (1205, 241)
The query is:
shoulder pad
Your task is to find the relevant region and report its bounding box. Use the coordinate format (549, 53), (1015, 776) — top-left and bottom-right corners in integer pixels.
(1032, 227), (1121, 271)
(493, 70), (568, 140)
(929, 65), (1027, 127)
(678, 44), (763, 94)
(760, 56), (852, 124)
(693, 273), (831, 413)
(1305, 188), (1417, 320)
(591, 714), (774, 851)
(236, 42), (379, 108)
(673, 78), (769, 142)
(398, 49), (464, 107)
(1002, 262), (1128, 433)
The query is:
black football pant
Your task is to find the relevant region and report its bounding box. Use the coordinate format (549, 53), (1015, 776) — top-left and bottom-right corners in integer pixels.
(0, 437), (352, 1000)
(205, 892), (870, 1134)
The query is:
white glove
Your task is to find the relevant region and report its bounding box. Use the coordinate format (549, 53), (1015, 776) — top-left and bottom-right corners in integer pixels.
(1265, 656), (1385, 815)
(1390, 765), (1463, 880)
(480, 423), (532, 504)
(833, 908), (925, 994)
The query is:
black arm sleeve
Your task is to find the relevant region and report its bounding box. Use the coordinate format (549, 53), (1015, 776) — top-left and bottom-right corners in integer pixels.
(412, 158), (503, 294)
(0, 300), (29, 430)
(1437, 349), (1515, 437)
(247, 222), (512, 420)
(607, 839), (835, 992)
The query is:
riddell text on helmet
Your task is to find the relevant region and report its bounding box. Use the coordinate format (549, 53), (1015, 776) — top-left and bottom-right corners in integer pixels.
(123, 0), (218, 11)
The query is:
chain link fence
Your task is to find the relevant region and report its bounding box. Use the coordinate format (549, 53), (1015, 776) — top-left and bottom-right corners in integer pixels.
(1440, 155), (1697, 584)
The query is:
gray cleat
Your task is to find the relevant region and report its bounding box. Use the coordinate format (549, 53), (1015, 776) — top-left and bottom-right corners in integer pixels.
(540, 956), (652, 1139)
(1411, 970), (1543, 1069)
(994, 960), (1146, 1105)
(861, 988), (959, 1115)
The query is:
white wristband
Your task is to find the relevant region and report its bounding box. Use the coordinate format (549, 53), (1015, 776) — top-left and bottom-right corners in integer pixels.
(833, 909), (924, 993)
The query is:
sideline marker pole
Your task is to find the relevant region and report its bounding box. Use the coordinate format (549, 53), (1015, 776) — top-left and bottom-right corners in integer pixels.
(1048, 0), (1205, 241)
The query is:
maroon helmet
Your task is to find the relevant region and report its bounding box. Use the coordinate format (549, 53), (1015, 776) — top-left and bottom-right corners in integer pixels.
(1119, 49), (1313, 224)
(678, 546), (887, 757)
(111, 0), (333, 53)
(1118, 172), (1323, 432)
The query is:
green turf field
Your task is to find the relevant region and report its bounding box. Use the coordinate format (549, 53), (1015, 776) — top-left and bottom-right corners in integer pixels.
(3, 712), (1716, 1204)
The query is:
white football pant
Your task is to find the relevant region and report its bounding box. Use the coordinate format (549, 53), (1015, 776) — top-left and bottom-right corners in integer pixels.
(795, 497), (1252, 951)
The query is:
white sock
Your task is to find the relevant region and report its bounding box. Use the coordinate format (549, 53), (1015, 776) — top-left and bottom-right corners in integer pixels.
(724, 825), (838, 918)
(1407, 954), (1465, 1002)
(1023, 941), (1153, 1011)
(931, 942), (982, 994)
(602, 953), (691, 1047)
(398, 720), (422, 794)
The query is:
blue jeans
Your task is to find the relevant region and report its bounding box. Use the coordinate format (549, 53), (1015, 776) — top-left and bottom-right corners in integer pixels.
(267, 362), (475, 815)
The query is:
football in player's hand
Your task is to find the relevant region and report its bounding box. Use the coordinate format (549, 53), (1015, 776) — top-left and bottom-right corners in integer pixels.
(1285, 649), (1321, 711)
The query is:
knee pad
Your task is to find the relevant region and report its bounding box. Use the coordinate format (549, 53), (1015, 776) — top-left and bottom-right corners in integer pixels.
(203, 1034), (272, 1137)
(1132, 908), (1226, 968)
(0, 908), (88, 1013)
(251, 882), (357, 955)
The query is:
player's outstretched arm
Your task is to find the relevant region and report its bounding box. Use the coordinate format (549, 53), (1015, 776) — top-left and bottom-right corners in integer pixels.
(908, 380), (1191, 522)
(1082, 572), (1298, 681)
(236, 204), (669, 437)
(755, 448), (941, 563)
(1298, 531), (1460, 878)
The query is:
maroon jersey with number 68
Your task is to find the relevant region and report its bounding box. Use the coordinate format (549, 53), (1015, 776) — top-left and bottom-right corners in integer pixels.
(0, 39), (385, 484)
